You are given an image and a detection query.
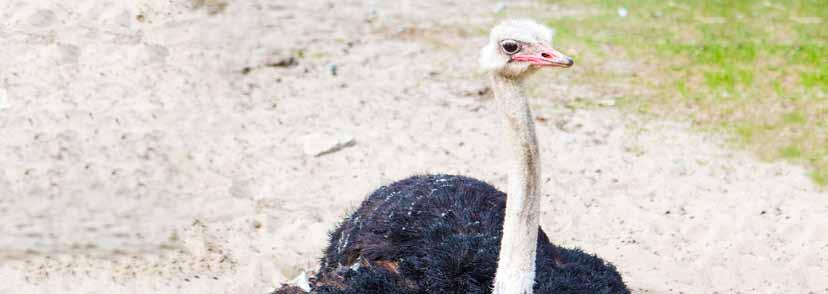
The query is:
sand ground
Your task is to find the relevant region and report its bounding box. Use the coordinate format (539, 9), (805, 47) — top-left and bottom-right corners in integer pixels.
(0, 0), (826, 293)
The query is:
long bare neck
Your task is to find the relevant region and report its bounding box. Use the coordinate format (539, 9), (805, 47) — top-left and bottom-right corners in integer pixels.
(491, 74), (541, 294)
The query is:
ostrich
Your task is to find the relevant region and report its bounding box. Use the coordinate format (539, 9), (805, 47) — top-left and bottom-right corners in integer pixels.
(276, 20), (628, 294)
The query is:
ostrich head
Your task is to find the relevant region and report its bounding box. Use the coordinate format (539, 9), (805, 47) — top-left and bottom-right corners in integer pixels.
(480, 19), (573, 78)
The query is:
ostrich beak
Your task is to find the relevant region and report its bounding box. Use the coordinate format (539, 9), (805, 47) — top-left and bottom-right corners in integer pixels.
(512, 45), (574, 68)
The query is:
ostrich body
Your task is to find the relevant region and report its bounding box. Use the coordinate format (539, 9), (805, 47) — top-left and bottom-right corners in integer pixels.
(276, 20), (628, 294)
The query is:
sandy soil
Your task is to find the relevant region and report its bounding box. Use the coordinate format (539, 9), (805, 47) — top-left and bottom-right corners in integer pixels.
(1, 0), (826, 293)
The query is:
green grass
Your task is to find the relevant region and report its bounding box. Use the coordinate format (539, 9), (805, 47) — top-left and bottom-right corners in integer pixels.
(545, 0), (828, 186)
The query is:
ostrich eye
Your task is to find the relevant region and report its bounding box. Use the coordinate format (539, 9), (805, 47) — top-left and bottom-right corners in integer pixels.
(500, 40), (520, 55)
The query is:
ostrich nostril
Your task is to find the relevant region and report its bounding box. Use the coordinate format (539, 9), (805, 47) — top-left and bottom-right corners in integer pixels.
(541, 53), (551, 58)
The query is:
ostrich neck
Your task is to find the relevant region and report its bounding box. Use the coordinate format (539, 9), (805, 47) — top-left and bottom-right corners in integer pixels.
(491, 75), (541, 294)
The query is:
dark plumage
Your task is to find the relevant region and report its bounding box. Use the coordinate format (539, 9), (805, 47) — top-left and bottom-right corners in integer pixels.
(275, 174), (628, 294)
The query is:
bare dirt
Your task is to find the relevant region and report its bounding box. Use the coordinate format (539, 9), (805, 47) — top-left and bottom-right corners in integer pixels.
(0, 0), (825, 293)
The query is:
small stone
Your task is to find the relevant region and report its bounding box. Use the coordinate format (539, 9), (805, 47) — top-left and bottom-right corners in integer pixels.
(557, 121), (583, 133)
(301, 133), (356, 157)
(267, 57), (298, 68)
(597, 99), (616, 107)
(617, 7), (628, 17)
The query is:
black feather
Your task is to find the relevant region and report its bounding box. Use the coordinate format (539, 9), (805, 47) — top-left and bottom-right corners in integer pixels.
(276, 174), (628, 294)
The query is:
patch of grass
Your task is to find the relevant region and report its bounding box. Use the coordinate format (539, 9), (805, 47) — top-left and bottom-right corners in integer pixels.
(782, 111), (807, 124)
(801, 67), (828, 90)
(813, 168), (828, 186)
(546, 0), (828, 186)
(781, 145), (802, 158)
